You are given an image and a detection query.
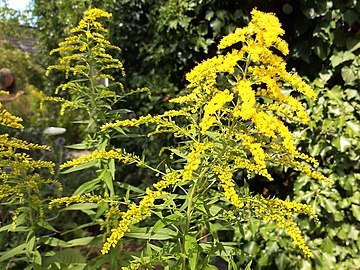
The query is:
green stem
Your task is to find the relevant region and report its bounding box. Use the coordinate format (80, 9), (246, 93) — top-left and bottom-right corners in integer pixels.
(182, 167), (209, 270)
(181, 178), (198, 270)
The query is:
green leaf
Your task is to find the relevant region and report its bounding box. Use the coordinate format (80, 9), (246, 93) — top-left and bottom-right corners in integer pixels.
(37, 220), (59, 232)
(275, 253), (290, 270)
(209, 222), (231, 234)
(204, 265), (218, 270)
(344, 10), (358, 26)
(115, 182), (144, 193)
(341, 66), (357, 85)
(346, 38), (360, 52)
(125, 226), (177, 240)
(322, 237), (335, 253)
(95, 201), (108, 219)
(345, 89), (359, 100)
(42, 248), (86, 267)
(351, 204), (360, 221)
(65, 143), (89, 150)
(73, 178), (101, 195)
(205, 11), (214, 21)
(102, 170), (114, 198)
(331, 136), (351, 152)
(244, 260), (253, 270)
(325, 85), (343, 104)
(210, 19), (222, 33)
(313, 41), (330, 60)
(152, 212), (184, 232)
(330, 51), (355, 67)
(109, 158), (115, 180)
(184, 234), (198, 270)
(43, 236), (94, 248)
(0, 224), (29, 233)
(345, 121), (360, 136)
(244, 241), (258, 256)
(43, 237), (69, 247)
(0, 243), (26, 262)
(300, 260), (312, 270)
(26, 231), (36, 257)
(62, 203), (99, 211)
(66, 237), (94, 247)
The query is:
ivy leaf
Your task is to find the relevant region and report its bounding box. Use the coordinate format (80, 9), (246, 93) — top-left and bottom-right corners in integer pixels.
(210, 19), (222, 33)
(341, 66), (357, 85)
(205, 10), (214, 21)
(344, 10), (358, 26)
(351, 204), (360, 221)
(275, 253), (290, 270)
(325, 85), (343, 104)
(330, 51), (355, 67)
(331, 136), (351, 152)
(345, 121), (360, 136)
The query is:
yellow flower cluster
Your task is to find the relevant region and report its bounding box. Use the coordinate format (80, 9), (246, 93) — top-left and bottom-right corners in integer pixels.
(0, 106), (23, 129)
(0, 184), (16, 201)
(254, 196), (317, 257)
(60, 149), (142, 170)
(1, 174), (60, 228)
(278, 156), (332, 183)
(0, 134), (50, 151)
(102, 171), (180, 253)
(233, 79), (256, 120)
(71, 8), (112, 33)
(238, 134), (272, 180)
(101, 109), (191, 132)
(49, 193), (103, 209)
(200, 90), (234, 134)
(182, 142), (212, 181)
(214, 165), (243, 208)
(121, 263), (141, 270)
(101, 188), (162, 254)
(46, 7), (125, 105)
(1, 134), (55, 182)
(40, 96), (78, 115)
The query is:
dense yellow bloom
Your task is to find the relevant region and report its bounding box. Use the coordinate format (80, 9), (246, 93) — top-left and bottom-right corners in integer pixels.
(102, 171), (181, 253)
(254, 196), (317, 257)
(214, 166), (244, 208)
(46, 8), (125, 106)
(60, 149), (142, 169)
(49, 193), (103, 209)
(200, 90), (233, 134)
(0, 105), (23, 129)
(101, 188), (162, 254)
(239, 134), (272, 180)
(0, 134), (50, 151)
(182, 142), (212, 181)
(233, 79), (256, 120)
(71, 8), (112, 33)
(101, 109), (191, 131)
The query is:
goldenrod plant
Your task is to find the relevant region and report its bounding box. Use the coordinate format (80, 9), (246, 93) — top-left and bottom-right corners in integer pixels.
(51, 8), (331, 269)
(43, 8), (149, 199)
(0, 94), (60, 268)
